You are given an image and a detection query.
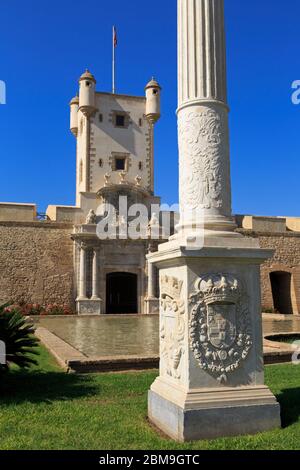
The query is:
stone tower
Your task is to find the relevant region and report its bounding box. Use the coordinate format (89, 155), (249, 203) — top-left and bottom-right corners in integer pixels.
(68, 71), (163, 315)
(69, 71), (161, 206)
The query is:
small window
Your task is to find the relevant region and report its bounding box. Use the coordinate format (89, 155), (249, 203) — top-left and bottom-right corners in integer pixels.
(115, 158), (126, 171)
(99, 114), (103, 123)
(153, 89), (158, 95)
(99, 158), (103, 168)
(139, 162), (143, 171)
(116, 114), (125, 127)
(85, 81), (91, 87)
(139, 118), (143, 127)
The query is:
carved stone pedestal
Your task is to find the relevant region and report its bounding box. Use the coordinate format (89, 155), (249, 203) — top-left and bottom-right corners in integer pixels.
(149, 386), (280, 442)
(145, 297), (159, 315)
(147, 239), (281, 441)
(76, 299), (102, 315)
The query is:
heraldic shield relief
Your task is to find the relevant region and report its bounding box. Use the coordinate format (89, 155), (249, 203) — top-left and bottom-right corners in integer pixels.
(189, 274), (253, 383)
(207, 303), (237, 349)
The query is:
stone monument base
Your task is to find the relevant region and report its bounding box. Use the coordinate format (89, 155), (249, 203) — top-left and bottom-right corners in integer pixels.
(149, 384), (281, 442)
(147, 234), (281, 442)
(76, 298), (102, 315)
(145, 297), (159, 315)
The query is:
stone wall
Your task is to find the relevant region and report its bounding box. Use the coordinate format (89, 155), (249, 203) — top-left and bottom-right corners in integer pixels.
(238, 230), (300, 315)
(0, 221), (299, 315)
(0, 221), (74, 309)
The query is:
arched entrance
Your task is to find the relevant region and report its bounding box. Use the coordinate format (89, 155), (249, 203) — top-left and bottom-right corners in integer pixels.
(270, 271), (293, 314)
(106, 272), (138, 314)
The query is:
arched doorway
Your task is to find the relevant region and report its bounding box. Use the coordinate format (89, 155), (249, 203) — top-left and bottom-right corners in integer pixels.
(270, 271), (293, 314)
(106, 272), (138, 314)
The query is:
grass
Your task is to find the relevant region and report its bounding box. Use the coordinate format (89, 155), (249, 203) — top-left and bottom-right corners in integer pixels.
(0, 346), (300, 450)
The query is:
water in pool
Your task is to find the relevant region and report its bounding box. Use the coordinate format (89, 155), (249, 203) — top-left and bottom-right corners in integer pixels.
(38, 315), (159, 357)
(37, 314), (300, 358)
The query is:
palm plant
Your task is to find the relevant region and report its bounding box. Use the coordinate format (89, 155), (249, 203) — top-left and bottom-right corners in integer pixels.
(0, 304), (39, 374)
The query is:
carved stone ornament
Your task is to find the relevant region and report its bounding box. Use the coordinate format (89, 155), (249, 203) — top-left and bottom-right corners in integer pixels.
(189, 274), (252, 384)
(160, 276), (185, 380)
(104, 173), (111, 186)
(86, 209), (97, 224)
(135, 175), (142, 187)
(178, 107), (231, 215)
(119, 171), (127, 184)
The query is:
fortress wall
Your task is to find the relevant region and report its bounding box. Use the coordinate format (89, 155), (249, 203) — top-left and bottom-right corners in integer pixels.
(238, 229), (300, 315)
(0, 221), (75, 309)
(0, 203), (36, 222)
(0, 220), (299, 315)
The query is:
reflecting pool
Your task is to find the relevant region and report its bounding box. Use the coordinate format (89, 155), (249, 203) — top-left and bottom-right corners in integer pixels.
(37, 314), (300, 358)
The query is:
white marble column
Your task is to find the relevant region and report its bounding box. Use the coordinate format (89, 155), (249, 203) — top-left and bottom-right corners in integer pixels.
(78, 244), (87, 300)
(147, 0), (280, 442)
(92, 248), (100, 300)
(177, 0), (235, 235)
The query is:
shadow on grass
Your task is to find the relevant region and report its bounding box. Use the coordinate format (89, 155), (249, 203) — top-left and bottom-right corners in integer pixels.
(0, 370), (98, 405)
(277, 387), (300, 428)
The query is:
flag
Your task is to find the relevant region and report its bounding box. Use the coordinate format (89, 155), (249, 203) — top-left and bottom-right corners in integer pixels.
(113, 26), (117, 48)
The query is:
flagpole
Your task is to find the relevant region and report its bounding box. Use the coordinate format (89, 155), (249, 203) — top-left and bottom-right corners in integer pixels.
(112, 26), (116, 94)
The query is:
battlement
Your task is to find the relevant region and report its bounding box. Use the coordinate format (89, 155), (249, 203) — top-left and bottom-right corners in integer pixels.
(0, 202), (36, 222)
(235, 215), (300, 233)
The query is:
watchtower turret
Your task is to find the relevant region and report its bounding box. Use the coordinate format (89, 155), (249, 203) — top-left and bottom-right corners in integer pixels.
(79, 69), (96, 116)
(69, 95), (79, 136)
(145, 78), (161, 124)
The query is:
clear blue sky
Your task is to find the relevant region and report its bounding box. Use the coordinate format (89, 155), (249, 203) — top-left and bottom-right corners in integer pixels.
(0, 0), (299, 216)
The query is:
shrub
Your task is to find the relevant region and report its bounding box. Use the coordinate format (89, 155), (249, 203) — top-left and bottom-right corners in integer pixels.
(8, 302), (74, 316)
(42, 304), (73, 316)
(0, 304), (39, 374)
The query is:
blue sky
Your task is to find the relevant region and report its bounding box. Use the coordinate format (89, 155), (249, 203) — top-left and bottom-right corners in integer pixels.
(0, 0), (299, 216)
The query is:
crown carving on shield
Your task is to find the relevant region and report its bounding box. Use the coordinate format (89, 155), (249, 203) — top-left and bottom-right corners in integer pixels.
(199, 274), (240, 304)
(161, 275), (183, 299)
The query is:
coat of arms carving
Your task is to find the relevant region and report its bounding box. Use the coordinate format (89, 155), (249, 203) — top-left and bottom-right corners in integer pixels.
(189, 274), (252, 383)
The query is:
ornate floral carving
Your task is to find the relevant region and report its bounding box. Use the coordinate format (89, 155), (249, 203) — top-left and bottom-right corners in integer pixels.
(104, 173), (111, 186)
(178, 107), (231, 215)
(189, 274), (252, 383)
(160, 276), (185, 380)
(86, 209), (97, 224)
(119, 171), (127, 184)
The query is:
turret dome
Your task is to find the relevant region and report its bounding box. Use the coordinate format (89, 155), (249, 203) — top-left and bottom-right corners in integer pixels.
(70, 95), (79, 106)
(145, 77), (161, 90)
(79, 69), (96, 84)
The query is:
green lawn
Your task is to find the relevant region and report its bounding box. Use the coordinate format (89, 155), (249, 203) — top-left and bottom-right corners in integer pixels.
(0, 346), (300, 450)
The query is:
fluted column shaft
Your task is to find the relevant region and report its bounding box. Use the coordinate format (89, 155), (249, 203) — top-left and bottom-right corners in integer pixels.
(78, 245), (87, 299)
(92, 248), (100, 300)
(177, 0), (234, 233)
(178, 0), (227, 106)
(147, 260), (156, 299)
